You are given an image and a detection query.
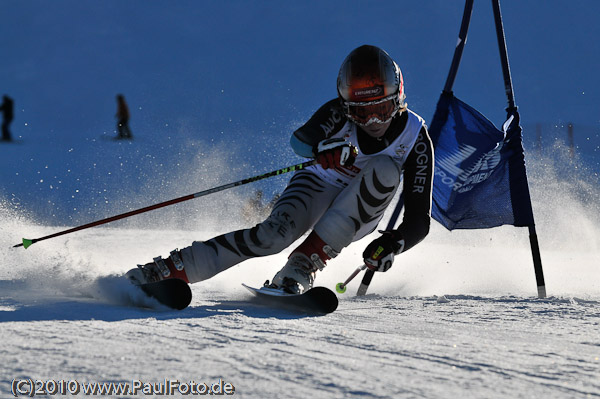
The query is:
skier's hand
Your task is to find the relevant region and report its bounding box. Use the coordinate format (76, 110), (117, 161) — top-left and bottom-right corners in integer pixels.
(315, 138), (358, 169)
(362, 231), (405, 272)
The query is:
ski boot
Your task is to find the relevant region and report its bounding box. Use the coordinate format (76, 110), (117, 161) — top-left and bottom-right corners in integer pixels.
(269, 253), (320, 294)
(126, 249), (189, 286)
(269, 232), (338, 294)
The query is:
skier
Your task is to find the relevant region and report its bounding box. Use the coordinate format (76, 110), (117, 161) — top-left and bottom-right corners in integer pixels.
(115, 94), (132, 139)
(0, 95), (14, 142)
(127, 45), (434, 294)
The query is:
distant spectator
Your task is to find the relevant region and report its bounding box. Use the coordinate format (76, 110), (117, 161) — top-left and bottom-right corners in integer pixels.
(0, 95), (14, 141)
(115, 94), (133, 139)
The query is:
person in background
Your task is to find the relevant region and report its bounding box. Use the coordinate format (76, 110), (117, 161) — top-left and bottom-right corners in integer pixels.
(127, 45), (434, 295)
(115, 94), (133, 139)
(0, 95), (14, 142)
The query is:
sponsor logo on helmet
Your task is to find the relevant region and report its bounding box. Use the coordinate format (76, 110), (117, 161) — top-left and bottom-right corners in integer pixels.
(353, 86), (383, 99)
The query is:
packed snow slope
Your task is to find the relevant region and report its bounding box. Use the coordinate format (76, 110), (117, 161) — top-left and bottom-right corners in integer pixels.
(1, 1), (600, 398)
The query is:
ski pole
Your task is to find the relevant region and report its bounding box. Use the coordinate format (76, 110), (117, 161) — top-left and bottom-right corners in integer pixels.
(336, 264), (367, 293)
(14, 160), (317, 249)
(357, 193), (404, 296)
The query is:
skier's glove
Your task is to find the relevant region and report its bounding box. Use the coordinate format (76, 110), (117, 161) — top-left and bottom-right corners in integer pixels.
(315, 138), (358, 169)
(362, 230), (405, 272)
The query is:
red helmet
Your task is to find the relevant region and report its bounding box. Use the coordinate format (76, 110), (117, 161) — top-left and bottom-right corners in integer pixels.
(337, 45), (406, 126)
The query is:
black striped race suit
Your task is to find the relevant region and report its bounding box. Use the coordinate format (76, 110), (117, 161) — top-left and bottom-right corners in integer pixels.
(178, 99), (434, 283)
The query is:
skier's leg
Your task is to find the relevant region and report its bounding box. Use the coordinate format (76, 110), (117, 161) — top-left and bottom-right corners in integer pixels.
(127, 170), (341, 285)
(271, 156), (401, 292)
(181, 170), (340, 283)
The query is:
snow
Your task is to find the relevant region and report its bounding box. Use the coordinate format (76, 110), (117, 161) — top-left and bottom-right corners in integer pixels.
(2, 257), (600, 399)
(2, 145), (599, 397)
(2, 2), (600, 398)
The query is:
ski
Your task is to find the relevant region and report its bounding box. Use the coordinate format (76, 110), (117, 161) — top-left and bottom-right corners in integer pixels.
(242, 284), (338, 314)
(136, 279), (192, 310)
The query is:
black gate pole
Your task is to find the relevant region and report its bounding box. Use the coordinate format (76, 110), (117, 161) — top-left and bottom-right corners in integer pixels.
(492, 0), (547, 298)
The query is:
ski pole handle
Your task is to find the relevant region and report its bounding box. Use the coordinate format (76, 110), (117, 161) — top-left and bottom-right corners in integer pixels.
(336, 264), (367, 293)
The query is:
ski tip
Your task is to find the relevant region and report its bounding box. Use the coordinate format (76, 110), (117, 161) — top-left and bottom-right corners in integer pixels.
(139, 279), (192, 310)
(310, 287), (339, 313)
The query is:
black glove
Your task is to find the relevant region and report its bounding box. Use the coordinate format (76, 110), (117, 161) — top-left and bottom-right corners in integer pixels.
(362, 231), (405, 272)
(314, 138), (358, 169)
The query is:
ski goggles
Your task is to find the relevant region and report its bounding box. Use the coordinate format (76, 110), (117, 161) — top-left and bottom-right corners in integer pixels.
(342, 94), (402, 126)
